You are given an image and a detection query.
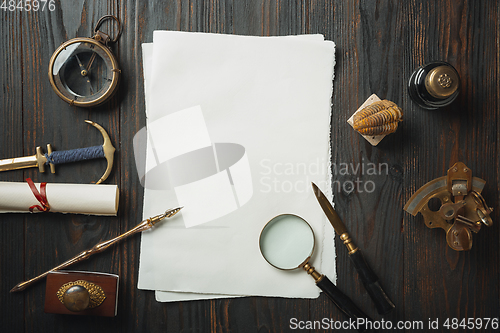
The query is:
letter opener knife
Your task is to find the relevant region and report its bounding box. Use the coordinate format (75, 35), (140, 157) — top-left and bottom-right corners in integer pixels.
(312, 182), (395, 315)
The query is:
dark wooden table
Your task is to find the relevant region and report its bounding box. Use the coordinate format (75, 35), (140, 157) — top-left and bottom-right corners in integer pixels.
(1, 1), (499, 332)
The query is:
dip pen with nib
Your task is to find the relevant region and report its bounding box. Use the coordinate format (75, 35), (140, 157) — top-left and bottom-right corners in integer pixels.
(11, 207), (183, 293)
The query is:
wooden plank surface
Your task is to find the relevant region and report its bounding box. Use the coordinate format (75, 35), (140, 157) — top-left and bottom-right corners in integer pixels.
(0, 1), (498, 332)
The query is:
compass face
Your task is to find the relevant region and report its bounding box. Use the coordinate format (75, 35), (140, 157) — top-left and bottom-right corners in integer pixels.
(49, 38), (119, 107)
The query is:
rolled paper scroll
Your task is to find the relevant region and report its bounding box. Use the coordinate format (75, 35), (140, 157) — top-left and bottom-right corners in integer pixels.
(0, 181), (119, 216)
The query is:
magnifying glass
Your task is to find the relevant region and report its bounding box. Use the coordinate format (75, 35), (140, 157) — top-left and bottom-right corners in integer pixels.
(260, 214), (373, 333)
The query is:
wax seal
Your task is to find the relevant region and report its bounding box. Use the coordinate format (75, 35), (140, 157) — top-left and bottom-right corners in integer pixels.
(44, 271), (119, 317)
(62, 285), (90, 312)
(57, 280), (106, 312)
(408, 61), (460, 110)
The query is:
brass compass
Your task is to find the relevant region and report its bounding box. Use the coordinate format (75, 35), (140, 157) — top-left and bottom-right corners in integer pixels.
(48, 15), (122, 107)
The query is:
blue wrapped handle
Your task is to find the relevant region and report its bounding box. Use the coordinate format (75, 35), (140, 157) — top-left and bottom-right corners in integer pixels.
(45, 145), (105, 165)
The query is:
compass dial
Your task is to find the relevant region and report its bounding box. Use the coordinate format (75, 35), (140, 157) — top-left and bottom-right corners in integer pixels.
(49, 37), (120, 107)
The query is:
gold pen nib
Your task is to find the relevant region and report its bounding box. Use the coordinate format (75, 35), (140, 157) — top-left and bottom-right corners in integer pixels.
(166, 206), (183, 218)
(149, 207), (184, 226)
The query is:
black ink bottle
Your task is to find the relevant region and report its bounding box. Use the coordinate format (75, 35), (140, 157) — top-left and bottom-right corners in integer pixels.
(408, 61), (460, 110)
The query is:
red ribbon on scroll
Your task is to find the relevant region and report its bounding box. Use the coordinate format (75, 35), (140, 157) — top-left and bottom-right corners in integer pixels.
(26, 178), (50, 212)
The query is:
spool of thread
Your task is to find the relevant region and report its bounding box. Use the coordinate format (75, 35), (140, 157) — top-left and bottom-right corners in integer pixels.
(408, 61), (460, 110)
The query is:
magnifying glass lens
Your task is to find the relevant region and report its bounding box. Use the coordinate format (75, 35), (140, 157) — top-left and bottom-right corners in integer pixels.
(259, 214), (372, 329)
(260, 214), (314, 270)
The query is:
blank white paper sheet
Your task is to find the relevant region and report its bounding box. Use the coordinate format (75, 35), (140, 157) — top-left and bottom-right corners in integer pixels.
(137, 32), (336, 302)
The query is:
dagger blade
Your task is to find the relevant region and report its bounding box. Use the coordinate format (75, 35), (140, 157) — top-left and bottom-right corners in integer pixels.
(0, 155), (40, 172)
(0, 146), (48, 173)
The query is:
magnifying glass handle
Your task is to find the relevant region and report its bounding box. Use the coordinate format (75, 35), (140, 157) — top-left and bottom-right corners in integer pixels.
(316, 276), (374, 333)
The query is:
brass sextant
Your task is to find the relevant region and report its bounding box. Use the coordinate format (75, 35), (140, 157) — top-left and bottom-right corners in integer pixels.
(404, 162), (493, 251)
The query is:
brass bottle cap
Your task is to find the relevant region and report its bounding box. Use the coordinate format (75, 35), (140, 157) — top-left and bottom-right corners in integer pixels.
(425, 65), (459, 99)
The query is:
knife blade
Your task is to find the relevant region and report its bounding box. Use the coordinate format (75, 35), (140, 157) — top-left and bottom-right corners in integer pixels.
(312, 182), (395, 315)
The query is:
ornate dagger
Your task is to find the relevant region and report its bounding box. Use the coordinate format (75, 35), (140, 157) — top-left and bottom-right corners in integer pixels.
(0, 120), (115, 184)
(10, 207), (183, 292)
(312, 182), (395, 315)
